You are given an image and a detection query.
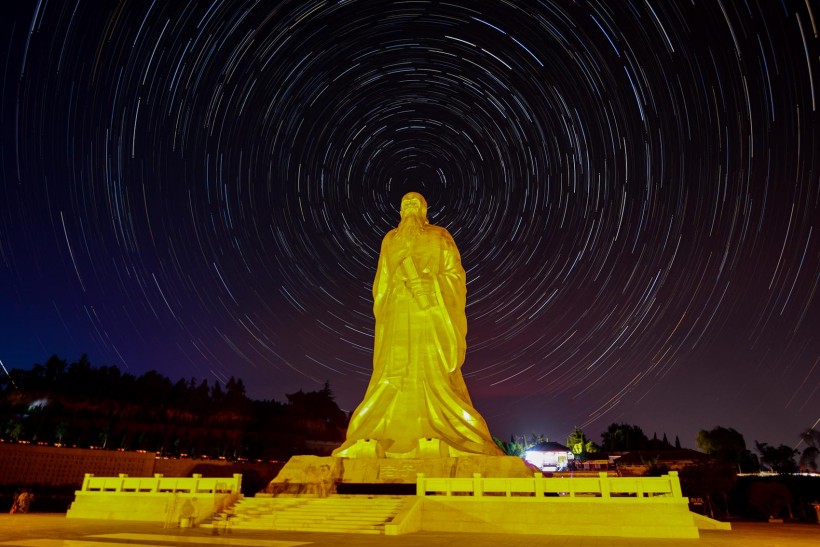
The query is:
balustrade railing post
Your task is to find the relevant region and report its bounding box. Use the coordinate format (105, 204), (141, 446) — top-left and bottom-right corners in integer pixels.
(599, 472), (610, 498)
(668, 471), (682, 498)
(82, 473), (93, 491)
(473, 473), (483, 497)
(534, 472), (544, 497)
(416, 473), (425, 496)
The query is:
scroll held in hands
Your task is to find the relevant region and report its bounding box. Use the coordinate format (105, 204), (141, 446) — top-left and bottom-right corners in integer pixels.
(400, 255), (433, 310)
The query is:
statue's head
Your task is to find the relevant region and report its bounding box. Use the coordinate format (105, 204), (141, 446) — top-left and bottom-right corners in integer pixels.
(400, 192), (428, 221)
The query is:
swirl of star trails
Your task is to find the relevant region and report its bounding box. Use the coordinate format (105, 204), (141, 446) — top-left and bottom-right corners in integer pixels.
(1, 0), (817, 446)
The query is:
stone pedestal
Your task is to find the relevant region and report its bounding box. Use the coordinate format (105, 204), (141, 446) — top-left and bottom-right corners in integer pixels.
(266, 455), (536, 496)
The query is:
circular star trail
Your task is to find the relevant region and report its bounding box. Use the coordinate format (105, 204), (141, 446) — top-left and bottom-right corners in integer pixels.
(1, 0), (818, 447)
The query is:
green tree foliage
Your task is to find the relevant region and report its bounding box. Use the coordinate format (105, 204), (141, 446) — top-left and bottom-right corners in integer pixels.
(54, 422), (69, 444)
(495, 432), (549, 455)
(3, 419), (24, 441)
(491, 434), (525, 456)
(567, 427), (586, 455)
(566, 426), (599, 460)
(600, 423), (648, 451)
(696, 426), (758, 472)
(492, 436), (509, 455)
(506, 437), (525, 456)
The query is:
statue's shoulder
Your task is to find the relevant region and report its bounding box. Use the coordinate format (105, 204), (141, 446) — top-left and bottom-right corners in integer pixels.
(427, 224), (455, 242)
(381, 228), (399, 248)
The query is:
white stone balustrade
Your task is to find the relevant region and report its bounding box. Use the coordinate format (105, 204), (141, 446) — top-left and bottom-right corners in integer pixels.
(416, 471), (684, 500)
(79, 472), (242, 494)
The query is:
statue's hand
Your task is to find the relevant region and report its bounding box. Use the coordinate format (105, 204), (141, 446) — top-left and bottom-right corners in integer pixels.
(408, 278), (436, 310)
(408, 278), (434, 297)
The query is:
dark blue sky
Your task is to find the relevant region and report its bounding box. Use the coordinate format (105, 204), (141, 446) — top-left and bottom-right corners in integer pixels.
(1, 0), (817, 450)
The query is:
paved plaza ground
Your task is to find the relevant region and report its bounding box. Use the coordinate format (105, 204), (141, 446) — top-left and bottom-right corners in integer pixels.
(0, 514), (818, 547)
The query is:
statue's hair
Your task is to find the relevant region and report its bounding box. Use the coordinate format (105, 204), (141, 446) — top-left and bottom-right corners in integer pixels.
(400, 192), (428, 221)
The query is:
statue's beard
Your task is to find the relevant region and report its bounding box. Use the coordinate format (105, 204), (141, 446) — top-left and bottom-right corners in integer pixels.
(397, 213), (424, 241)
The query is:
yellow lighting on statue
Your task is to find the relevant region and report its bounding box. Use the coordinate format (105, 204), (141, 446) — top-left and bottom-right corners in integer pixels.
(334, 192), (503, 459)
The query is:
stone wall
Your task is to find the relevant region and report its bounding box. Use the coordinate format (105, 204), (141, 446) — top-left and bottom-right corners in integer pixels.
(0, 443), (282, 496)
(0, 444), (154, 487)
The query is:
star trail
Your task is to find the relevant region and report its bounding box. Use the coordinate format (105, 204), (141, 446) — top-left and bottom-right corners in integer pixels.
(1, 0), (817, 449)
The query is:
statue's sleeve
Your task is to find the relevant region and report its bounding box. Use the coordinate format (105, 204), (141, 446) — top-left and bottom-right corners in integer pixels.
(436, 230), (468, 346)
(372, 235), (390, 320)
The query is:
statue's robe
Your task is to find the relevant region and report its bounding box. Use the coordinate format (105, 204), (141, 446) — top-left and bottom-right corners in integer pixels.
(333, 223), (502, 458)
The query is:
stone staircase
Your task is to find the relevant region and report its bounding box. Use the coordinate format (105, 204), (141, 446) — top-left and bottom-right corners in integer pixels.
(207, 494), (410, 534)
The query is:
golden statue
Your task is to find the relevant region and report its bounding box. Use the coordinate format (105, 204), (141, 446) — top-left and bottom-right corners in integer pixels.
(334, 192), (503, 458)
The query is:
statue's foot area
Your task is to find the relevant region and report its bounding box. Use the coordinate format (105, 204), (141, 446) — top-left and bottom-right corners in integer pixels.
(333, 437), (446, 458)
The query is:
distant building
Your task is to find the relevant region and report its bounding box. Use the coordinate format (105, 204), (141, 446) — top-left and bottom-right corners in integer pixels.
(523, 441), (573, 472)
(572, 457), (613, 472)
(613, 449), (709, 476)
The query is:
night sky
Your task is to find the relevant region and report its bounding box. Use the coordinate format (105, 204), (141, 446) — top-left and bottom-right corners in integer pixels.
(1, 0), (817, 451)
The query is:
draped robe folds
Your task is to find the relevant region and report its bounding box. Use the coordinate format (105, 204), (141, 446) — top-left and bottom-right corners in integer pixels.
(333, 224), (503, 458)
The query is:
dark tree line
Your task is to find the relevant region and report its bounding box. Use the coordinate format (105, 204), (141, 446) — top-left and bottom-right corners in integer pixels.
(599, 423), (683, 453)
(0, 354), (347, 460)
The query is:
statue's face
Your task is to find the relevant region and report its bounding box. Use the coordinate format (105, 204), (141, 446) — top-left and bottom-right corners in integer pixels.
(400, 198), (422, 217)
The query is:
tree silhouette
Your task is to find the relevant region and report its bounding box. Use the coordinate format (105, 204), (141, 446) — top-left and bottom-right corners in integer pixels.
(798, 428), (819, 472)
(697, 426), (758, 472)
(0, 355), (348, 459)
(755, 442), (799, 473)
(601, 423), (648, 451)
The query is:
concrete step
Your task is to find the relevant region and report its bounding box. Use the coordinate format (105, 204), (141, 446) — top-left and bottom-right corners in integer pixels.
(206, 494), (410, 534)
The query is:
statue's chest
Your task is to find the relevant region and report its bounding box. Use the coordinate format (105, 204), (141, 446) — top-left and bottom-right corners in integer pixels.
(409, 238), (439, 267)
(388, 236), (440, 274)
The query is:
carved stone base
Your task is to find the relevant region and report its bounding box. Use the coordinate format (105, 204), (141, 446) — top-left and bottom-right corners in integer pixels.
(265, 455), (536, 496)
(265, 455), (342, 497)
